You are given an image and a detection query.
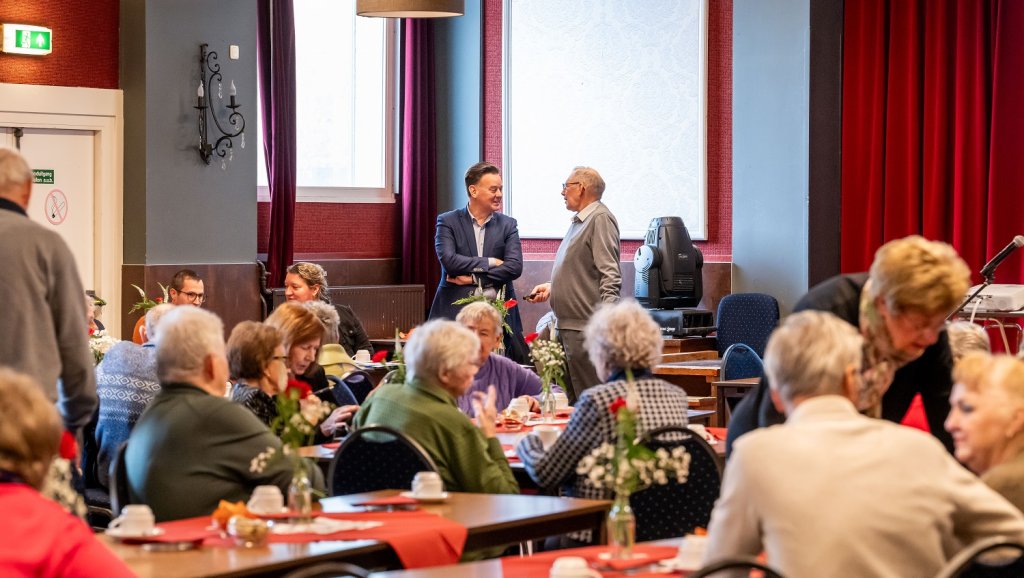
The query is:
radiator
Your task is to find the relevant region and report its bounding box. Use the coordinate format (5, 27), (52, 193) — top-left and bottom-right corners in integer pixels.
(272, 285), (425, 339)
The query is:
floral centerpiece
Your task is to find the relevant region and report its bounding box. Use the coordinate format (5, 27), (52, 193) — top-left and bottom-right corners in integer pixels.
(250, 380), (331, 517)
(374, 327), (412, 386)
(452, 283), (517, 338)
(527, 334), (567, 422)
(88, 330), (119, 364)
(128, 283), (169, 314)
(575, 371), (692, 559)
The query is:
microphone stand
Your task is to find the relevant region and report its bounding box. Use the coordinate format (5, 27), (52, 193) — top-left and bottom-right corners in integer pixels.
(948, 273), (994, 321)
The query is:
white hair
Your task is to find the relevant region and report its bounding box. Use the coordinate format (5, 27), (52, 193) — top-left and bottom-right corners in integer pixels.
(144, 303), (174, 341)
(584, 299), (663, 380)
(403, 319), (479, 387)
(455, 301), (501, 332)
(764, 310), (863, 405)
(155, 306), (225, 383)
(0, 148), (32, 198)
(572, 166), (606, 200)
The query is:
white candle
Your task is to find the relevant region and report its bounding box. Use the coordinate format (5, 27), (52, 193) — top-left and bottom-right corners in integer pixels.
(230, 80), (237, 96)
(198, 82), (205, 98)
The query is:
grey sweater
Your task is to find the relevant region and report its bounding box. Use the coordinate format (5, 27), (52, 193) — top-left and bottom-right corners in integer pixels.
(0, 201), (96, 431)
(549, 201), (622, 331)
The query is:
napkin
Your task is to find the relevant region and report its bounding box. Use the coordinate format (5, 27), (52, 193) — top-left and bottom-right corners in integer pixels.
(271, 518), (382, 535)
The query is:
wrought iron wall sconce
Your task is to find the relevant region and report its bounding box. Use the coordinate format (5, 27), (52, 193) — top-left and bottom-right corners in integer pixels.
(195, 43), (245, 168)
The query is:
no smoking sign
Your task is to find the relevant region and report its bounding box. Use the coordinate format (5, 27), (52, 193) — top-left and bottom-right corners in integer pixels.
(44, 189), (68, 225)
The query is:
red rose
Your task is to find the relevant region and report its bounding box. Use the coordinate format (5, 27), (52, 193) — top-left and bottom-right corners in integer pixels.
(504, 299), (518, 309)
(524, 332), (539, 345)
(155, 297), (163, 303)
(371, 350), (389, 363)
(88, 328), (95, 336)
(285, 379), (312, 400)
(59, 431), (78, 460)
(608, 397), (628, 415)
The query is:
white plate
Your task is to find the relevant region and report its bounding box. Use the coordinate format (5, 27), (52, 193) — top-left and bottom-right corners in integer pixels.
(399, 490), (449, 503)
(658, 556), (702, 571)
(106, 527), (166, 540)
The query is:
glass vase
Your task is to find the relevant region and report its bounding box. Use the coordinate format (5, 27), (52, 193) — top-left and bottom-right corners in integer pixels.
(288, 467), (313, 521)
(607, 491), (636, 559)
(541, 387), (557, 423)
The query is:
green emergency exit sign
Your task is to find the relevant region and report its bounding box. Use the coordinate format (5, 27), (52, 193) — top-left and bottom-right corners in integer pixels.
(33, 169), (54, 184)
(2, 24), (52, 56)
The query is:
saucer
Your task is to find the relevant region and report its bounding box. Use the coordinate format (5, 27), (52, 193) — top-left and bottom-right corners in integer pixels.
(399, 491), (449, 503)
(106, 527), (166, 540)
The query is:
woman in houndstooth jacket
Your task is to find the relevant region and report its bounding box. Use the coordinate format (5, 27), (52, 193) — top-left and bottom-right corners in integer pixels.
(516, 300), (689, 540)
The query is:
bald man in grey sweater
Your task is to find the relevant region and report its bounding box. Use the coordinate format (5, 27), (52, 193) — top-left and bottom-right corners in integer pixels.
(0, 148), (96, 434)
(529, 167), (621, 402)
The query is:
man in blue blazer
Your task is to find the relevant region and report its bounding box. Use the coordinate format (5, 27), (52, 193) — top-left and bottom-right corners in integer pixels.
(428, 162), (526, 357)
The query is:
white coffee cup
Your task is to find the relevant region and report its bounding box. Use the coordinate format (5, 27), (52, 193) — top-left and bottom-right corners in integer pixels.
(412, 471), (444, 497)
(507, 397), (530, 418)
(553, 391), (570, 410)
(108, 504), (155, 535)
(533, 425), (561, 450)
(354, 349), (372, 363)
(247, 485), (284, 514)
(676, 534), (709, 568)
(550, 556), (601, 578)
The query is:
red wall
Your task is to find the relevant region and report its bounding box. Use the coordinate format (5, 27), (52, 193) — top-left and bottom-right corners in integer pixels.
(257, 202), (399, 258)
(0, 0), (118, 88)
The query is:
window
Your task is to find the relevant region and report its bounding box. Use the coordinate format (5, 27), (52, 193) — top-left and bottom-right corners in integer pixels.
(503, 0), (707, 239)
(257, 1), (398, 203)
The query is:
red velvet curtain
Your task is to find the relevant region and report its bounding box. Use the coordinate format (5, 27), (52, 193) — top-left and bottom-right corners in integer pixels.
(400, 20), (441, 311)
(841, 0), (1024, 284)
(257, 0), (296, 287)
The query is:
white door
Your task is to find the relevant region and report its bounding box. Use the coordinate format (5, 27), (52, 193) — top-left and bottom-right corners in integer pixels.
(2, 128), (96, 291)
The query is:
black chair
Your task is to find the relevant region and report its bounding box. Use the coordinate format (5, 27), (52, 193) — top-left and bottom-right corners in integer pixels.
(937, 536), (1024, 578)
(109, 442), (132, 516)
(631, 425), (723, 541)
(280, 561), (370, 578)
(689, 556), (785, 578)
(323, 374), (359, 406)
(719, 343), (764, 417)
(719, 343), (763, 381)
(80, 408), (114, 530)
(715, 293), (780, 358)
(339, 370), (374, 405)
(327, 425), (438, 496)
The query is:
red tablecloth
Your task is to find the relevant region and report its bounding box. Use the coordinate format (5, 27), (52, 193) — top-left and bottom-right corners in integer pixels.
(500, 544), (679, 577)
(151, 510), (467, 569)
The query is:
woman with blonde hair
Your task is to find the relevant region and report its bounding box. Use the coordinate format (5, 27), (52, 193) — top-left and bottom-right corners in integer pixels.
(729, 235), (971, 454)
(945, 352), (1024, 511)
(0, 369), (134, 576)
(283, 262), (373, 357)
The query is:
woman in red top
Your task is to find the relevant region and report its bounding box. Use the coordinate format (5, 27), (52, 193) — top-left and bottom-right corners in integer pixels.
(0, 369), (135, 578)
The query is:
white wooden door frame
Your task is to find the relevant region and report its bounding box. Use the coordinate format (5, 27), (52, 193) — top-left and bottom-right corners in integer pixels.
(0, 83), (124, 336)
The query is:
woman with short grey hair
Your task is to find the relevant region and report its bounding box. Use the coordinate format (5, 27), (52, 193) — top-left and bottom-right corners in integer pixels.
(517, 300), (690, 543)
(353, 319), (519, 494)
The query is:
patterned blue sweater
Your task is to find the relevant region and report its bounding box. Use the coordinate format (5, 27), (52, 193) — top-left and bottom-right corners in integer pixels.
(93, 342), (160, 489)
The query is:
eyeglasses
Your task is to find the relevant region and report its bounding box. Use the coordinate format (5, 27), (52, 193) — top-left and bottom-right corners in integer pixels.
(180, 291), (206, 304)
(271, 355), (288, 362)
(561, 181), (581, 190)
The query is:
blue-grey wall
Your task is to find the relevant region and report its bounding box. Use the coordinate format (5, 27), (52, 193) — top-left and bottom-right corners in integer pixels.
(121, 0), (258, 264)
(434, 0), (483, 213)
(732, 0), (810, 313)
